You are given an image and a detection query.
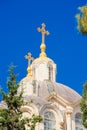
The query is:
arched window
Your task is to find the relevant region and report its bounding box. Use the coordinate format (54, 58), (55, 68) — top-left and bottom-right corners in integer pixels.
(75, 113), (84, 130)
(47, 63), (53, 81)
(44, 111), (56, 130)
(32, 80), (36, 94)
(49, 66), (53, 80)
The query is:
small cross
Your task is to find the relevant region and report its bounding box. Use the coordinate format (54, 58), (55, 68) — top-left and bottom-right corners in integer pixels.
(37, 23), (49, 44)
(24, 52), (34, 66)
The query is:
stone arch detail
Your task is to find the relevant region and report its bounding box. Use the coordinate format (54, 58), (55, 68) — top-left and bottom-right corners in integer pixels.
(39, 104), (63, 130)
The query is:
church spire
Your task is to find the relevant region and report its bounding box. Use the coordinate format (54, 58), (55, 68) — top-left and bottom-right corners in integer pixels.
(37, 23), (49, 57)
(24, 52), (34, 77)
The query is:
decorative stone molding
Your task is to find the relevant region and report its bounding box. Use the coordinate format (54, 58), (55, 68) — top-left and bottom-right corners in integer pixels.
(59, 121), (64, 130)
(66, 106), (73, 130)
(66, 106), (73, 116)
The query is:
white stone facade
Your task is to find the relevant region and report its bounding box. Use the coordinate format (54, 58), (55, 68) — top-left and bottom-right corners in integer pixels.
(18, 53), (86, 130)
(32, 58), (56, 82)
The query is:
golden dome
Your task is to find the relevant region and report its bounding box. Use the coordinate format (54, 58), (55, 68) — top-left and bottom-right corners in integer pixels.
(40, 43), (46, 57)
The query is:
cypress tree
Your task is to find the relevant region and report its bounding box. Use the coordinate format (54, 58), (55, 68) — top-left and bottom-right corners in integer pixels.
(0, 65), (42, 130)
(80, 81), (87, 128)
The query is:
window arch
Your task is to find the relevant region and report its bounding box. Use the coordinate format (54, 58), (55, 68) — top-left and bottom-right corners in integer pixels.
(44, 111), (56, 130)
(75, 113), (84, 130)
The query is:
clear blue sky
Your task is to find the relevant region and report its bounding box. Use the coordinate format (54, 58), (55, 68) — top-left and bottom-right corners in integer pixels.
(0, 0), (87, 98)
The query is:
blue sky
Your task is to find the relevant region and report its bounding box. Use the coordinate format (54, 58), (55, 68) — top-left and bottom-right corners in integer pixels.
(0, 0), (87, 98)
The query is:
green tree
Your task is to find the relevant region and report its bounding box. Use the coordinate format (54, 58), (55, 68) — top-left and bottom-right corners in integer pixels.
(76, 5), (87, 35)
(80, 81), (87, 128)
(0, 65), (42, 130)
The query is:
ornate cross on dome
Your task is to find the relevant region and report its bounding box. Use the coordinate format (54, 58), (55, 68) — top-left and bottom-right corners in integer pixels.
(37, 23), (50, 57)
(24, 52), (34, 67)
(37, 23), (49, 44)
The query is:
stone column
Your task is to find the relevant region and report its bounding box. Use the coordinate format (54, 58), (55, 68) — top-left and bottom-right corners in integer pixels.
(66, 106), (73, 130)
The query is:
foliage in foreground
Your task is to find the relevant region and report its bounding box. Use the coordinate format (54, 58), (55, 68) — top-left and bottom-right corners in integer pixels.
(0, 65), (42, 130)
(80, 81), (87, 128)
(76, 5), (87, 35)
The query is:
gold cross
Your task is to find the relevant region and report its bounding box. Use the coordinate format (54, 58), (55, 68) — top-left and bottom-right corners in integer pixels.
(24, 52), (34, 66)
(37, 23), (49, 44)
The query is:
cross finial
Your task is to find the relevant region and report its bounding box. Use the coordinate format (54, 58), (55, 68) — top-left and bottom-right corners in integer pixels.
(37, 23), (50, 57)
(37, 23), (49, 44)
(24, 52), (34, 67)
